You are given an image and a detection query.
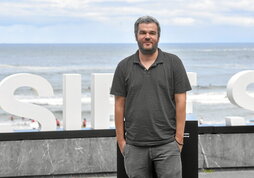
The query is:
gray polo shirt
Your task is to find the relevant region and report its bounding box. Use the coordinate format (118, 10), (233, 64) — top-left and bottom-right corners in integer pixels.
(110, 49), (191, 146)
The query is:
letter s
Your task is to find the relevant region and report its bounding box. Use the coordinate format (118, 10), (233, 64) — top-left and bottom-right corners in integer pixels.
(0, 73), (57, 131)
(227, 70), (254, 112)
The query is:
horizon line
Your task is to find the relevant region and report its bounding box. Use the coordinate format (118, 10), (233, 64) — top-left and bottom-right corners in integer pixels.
(1, 42), (254, 45)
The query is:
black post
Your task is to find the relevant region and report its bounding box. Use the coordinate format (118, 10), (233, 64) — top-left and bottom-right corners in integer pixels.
(181, 120), (198, 178)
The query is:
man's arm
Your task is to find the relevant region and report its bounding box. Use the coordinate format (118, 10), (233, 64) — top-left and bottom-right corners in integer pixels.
(114, 95), (126, 153)
(174, 92), (187, 152)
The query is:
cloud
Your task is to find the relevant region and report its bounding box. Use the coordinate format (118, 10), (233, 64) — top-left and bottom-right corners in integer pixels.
(169, 17), (196, 26)
(0, 0), (253, 27)
(0, 0), (253, 43)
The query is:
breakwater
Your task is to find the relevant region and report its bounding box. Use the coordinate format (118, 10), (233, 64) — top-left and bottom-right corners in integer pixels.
(0, 123), (253, 177)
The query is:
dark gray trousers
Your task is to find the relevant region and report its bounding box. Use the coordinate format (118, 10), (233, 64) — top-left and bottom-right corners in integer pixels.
(123, 141), (182, 178)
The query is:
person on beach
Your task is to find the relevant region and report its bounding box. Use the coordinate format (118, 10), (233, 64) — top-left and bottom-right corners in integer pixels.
(110, 16), (191, 178)
(82, 118), (87, 128)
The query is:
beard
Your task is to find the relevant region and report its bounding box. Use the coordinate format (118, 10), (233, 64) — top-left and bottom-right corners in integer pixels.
(137, 40), (158, 55)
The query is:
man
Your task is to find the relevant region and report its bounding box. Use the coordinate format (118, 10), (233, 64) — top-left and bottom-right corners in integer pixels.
(110, 16), (191, 178)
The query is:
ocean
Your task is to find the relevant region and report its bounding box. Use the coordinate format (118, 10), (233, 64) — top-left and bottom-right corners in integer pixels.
(0, 43), (254, 127)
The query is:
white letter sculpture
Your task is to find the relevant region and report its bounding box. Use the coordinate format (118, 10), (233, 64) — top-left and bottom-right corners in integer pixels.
(0, 73), (56, 131)
(63, 74), (82, 130)
(91, 73), (114, 129)
(227, 70), (254, 112)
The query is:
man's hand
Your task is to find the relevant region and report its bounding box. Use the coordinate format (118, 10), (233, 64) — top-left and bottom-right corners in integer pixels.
(175, 136), (184, 152)
(118, 140), (126, 154)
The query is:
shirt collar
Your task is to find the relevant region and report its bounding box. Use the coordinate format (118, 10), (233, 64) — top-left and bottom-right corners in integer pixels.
(133, 48), (163, 65)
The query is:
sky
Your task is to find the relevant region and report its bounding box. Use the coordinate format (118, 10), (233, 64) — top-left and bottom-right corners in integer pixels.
(0, 0), (254, 43)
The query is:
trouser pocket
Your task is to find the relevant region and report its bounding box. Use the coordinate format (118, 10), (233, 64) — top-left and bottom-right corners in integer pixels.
(122, 143), (128, 157)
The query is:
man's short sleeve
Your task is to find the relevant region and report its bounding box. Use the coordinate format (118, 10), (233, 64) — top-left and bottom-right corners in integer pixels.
(110, 63), (127, 97)
(173, 56), (192, 94)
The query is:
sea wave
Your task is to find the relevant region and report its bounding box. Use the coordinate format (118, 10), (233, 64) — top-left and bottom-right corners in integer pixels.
(188, 92), (229, 104)
(192, 48), (254, 52)
(12, 92), (231, 106)
(0, 64), (115, 72)
(190, 63), (253, 69)
(0, 64), (53, 71)
(15, 95), (91, 106)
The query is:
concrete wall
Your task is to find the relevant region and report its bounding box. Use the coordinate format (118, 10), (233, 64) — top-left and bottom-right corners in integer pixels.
(199, 133), (254, 169)
(0, 137), (116, 177)
(0, 133), (254, 177)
